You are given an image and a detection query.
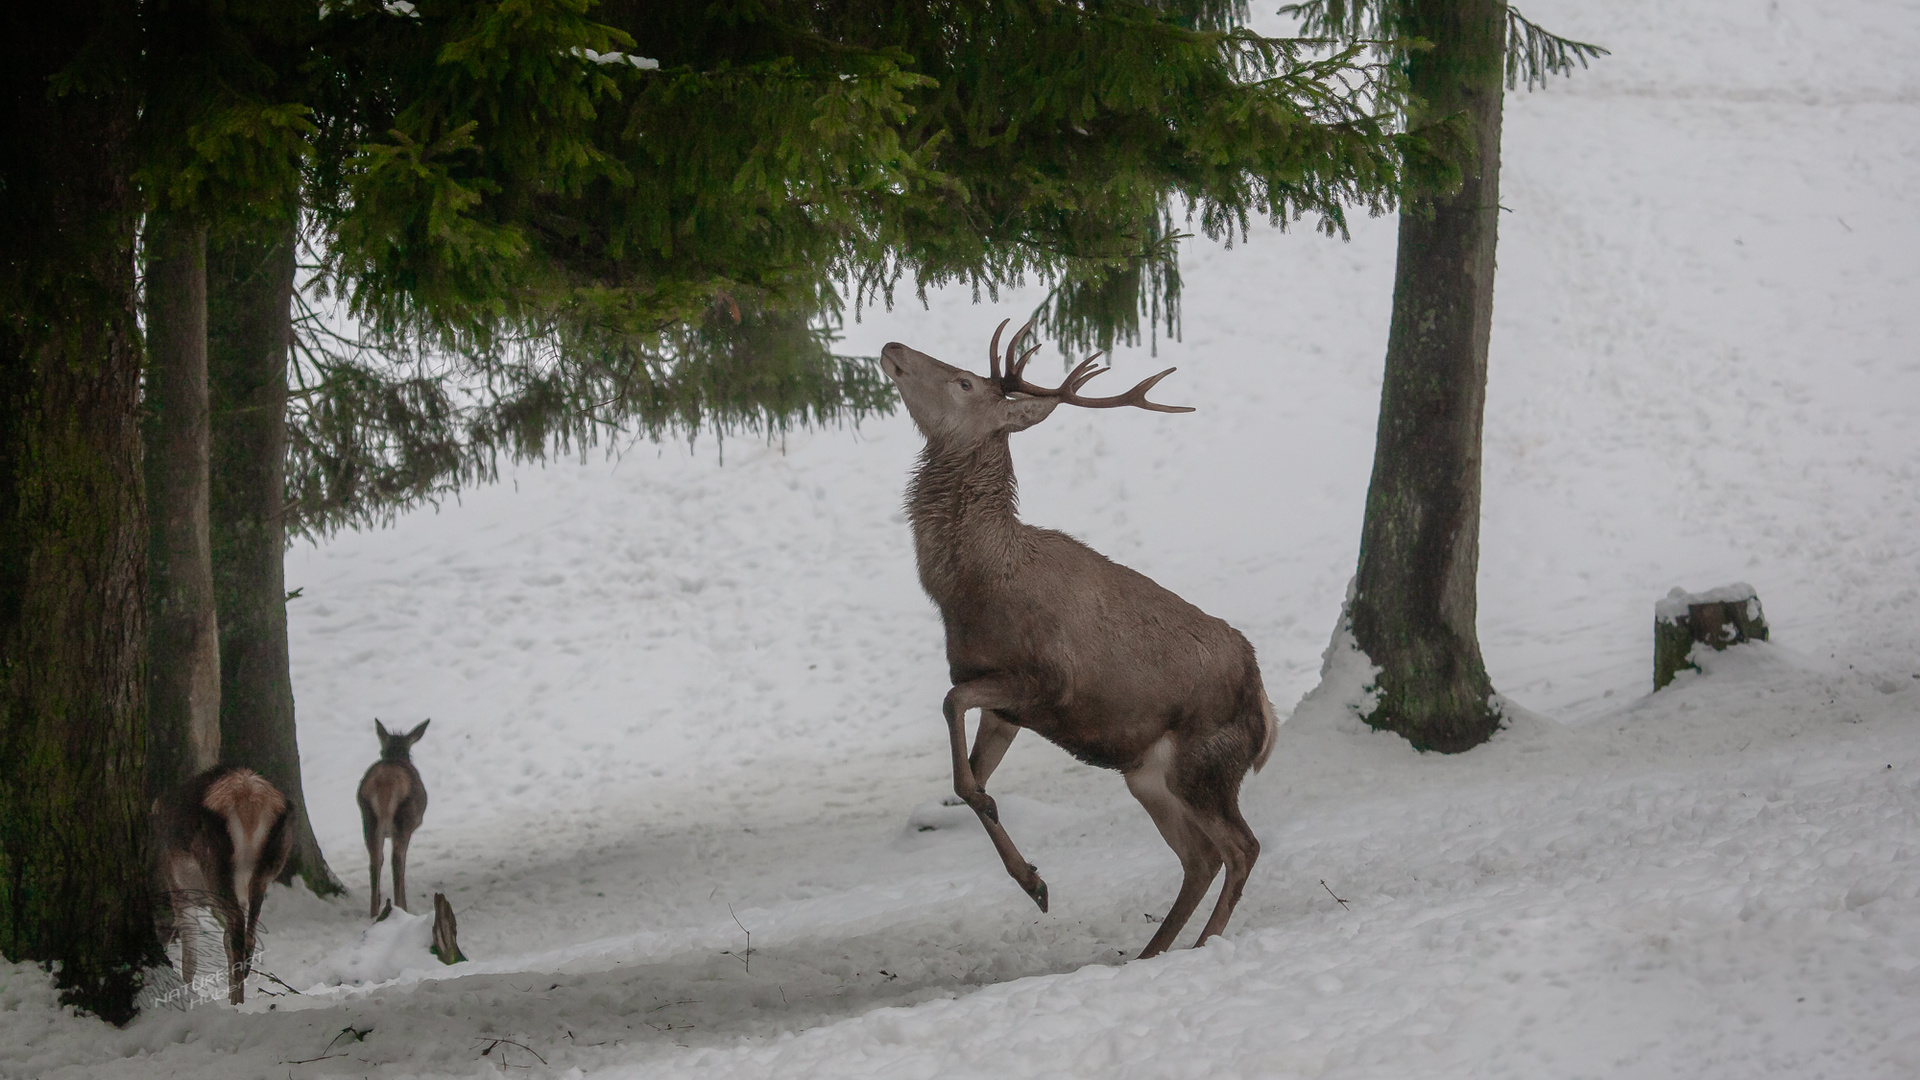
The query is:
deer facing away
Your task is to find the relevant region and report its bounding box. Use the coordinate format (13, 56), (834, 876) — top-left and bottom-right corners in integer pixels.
(155, 765), (294, 1004)
(879, 320), (1277, 959)
(358, 719), (430, 919)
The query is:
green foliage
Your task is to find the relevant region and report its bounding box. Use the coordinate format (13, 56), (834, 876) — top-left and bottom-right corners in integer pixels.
(135, 0), (316, 224)
(145, 0), (1416, 532)
(285, 281), (892, 534)
(1503, 7), (1607, 91)
(1280, 1), (1608, 98)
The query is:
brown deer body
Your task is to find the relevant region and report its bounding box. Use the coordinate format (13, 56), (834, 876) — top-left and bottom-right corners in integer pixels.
(357, 719), (430, 919)
(880, 321), (1277, 959)
(155, 766), (293, 1004)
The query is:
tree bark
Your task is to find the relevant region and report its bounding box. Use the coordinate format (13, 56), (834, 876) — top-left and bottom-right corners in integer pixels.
(1349, 0), (1507, 753)
(143, 212), (224, 793)
(208, 220), (345, 896)
(0, 0), (164, 1023)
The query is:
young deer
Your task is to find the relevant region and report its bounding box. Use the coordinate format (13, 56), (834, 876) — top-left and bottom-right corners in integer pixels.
(357, 719), (430, 920)
(155, 766), (293, 1004)
(879, 319), (1277, 959)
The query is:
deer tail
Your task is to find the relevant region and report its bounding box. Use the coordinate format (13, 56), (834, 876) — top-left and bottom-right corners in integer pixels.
(1251, 689), (1279, 774)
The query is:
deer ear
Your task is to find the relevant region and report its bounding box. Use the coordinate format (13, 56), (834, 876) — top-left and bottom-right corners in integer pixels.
(1000, 396), (1059, 432)
(375, 719), (390, 739)
(406, 719), (430, 744)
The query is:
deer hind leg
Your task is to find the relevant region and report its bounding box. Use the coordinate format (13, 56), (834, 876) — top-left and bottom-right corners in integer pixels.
(217, 894), (249, 1005)
(390, 829), (412, 913)
(172, 891), (198, 992)
(969, 709), (1019, 789)
(1126, 736), (1224, 959)
(944, 681), (1048, 911)
(365, 826), (386, 920)
(1175, 735), (1261, 949)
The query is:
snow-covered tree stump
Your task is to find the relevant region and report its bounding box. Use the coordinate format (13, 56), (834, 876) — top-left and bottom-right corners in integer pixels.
(1654, 583), (1769, 690)
(431, 893), (467, 964)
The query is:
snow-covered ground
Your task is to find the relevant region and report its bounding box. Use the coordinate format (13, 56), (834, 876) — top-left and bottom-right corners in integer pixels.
(4, 0), (1918, 1075)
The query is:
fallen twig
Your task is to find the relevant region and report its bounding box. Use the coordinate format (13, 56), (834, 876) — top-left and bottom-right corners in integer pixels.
(726, 903), (754, 973)
(1320, 879), (1351, 910)
(477, 1037), (547, 1067)
(281, 1025), (371, 1065)
(257, 970), (304, 996)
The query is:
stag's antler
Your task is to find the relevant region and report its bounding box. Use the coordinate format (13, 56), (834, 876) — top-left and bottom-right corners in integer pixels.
(988, 317), (1195, 414)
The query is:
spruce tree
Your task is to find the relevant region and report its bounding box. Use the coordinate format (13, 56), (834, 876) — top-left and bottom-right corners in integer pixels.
(1285, 0), (1603, 751)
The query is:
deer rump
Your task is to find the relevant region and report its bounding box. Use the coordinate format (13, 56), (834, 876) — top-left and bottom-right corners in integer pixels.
(155, 766), (293, 1004)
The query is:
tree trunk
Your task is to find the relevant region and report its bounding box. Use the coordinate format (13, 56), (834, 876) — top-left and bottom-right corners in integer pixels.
(143, 212), (224, 794)
(0, 0), (164, 1022)
(208, 220), (345, 896)
(1348, 0), (1507, 753)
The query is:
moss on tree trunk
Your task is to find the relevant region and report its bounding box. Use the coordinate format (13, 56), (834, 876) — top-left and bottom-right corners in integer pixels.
(208, 220), (345, 896)
(0, 0), (165, 1021)
(1349, 0), (1508, 753)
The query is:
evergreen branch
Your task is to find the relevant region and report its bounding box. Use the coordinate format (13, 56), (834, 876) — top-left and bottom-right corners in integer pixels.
(1505, 7), (1608, 90)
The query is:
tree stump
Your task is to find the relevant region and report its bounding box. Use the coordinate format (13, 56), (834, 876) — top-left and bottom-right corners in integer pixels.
(430, 893), (467, 964)
(1654, 583), (1769, 690)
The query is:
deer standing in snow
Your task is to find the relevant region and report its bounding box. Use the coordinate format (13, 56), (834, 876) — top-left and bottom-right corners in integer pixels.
(879, 319), (1277, 959)
(155, 766), (294, 1004)
(357, 719), (430, 919)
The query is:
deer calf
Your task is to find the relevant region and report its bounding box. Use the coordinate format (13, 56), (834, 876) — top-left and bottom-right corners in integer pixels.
(357, 719), (430, 920)
(879, 319), (1277, 959)
(155, 766), (293, 1004)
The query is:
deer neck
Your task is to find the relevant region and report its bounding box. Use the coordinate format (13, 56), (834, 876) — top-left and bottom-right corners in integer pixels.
(907, 432), (1025, 602)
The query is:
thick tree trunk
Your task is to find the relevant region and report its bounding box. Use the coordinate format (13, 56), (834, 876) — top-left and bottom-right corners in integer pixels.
(0, 0), (164, 1023)
(1349, 0), (1507, 753)
(208, 220), (345, 896)
(143, 212), (223, 793)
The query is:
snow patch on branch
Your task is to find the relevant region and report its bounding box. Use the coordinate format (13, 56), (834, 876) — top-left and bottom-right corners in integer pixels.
(572, 47), (660, 70)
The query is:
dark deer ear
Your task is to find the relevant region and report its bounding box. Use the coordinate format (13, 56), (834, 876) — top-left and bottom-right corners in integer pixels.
(375, 719), (390, 739)
(406, 719), (430, 744)
(1000, 396), (1059, 432)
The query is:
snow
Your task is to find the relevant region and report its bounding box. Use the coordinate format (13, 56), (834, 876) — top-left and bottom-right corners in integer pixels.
(1655, 583), (1762, 620)
(3, 0), (1918, 1075)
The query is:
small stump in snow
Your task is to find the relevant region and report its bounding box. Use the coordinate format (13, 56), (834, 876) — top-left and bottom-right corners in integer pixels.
(431, 893), (467, 964)
(1654, 583), (1769, 690)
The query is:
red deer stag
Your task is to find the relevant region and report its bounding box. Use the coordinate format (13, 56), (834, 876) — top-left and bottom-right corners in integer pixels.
(358, 719), (430, 919)
(878, 319), (1277, 959)
(155, 766), (294, 1004)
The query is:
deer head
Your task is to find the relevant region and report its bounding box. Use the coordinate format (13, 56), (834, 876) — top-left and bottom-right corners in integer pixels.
(879, 317), (1193, 446)
(374, 718), (429, 762)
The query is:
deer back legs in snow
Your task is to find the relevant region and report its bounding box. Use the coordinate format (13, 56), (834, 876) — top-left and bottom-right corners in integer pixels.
(1124, 734), (1261, 959)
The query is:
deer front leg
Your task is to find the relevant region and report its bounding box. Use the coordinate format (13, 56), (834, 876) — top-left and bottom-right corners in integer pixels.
(944, 681), (1048, 912)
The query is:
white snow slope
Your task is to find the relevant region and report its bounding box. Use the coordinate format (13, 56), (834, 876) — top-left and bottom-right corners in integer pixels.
(4, 0), (1918, 1076)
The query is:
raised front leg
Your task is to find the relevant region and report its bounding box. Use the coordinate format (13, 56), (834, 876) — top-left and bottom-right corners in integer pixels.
(944, 680), (1048, 911)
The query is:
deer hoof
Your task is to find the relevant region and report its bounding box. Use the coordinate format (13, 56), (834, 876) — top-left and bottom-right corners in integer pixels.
(1024, 869), (1049, 912)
